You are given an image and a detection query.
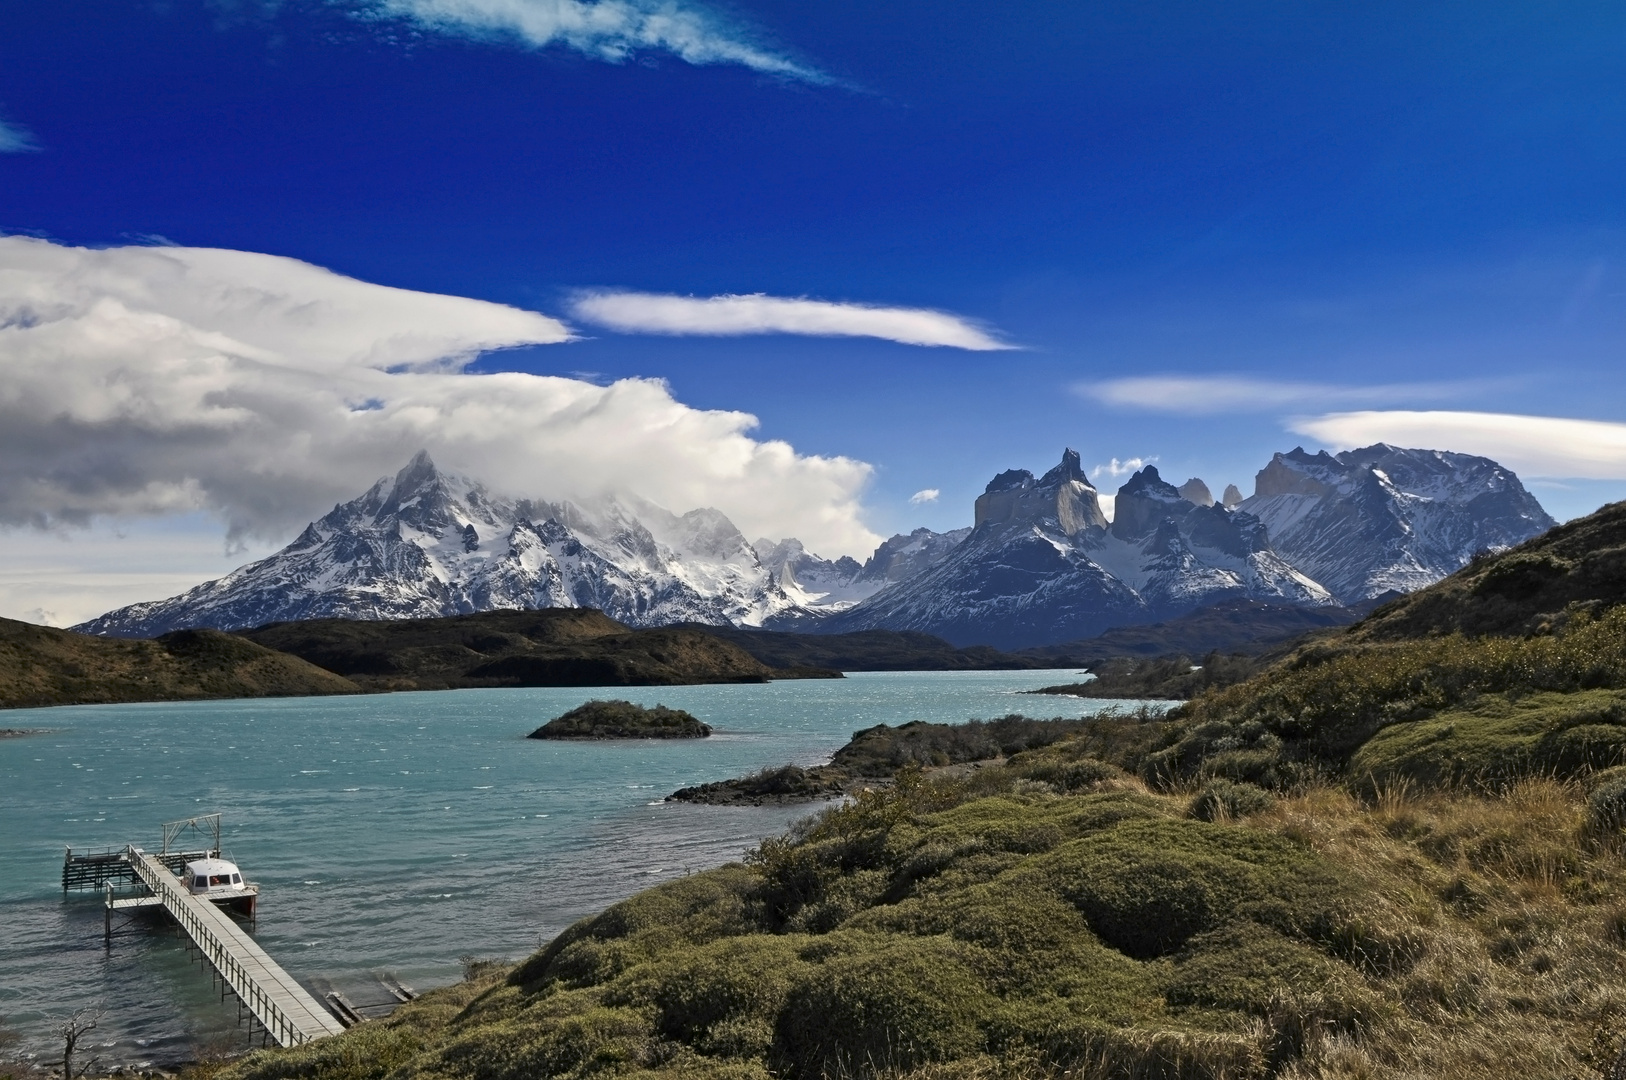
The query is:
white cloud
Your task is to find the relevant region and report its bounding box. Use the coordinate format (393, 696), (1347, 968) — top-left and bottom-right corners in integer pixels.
(0, 115), (38, 153)
(355, 0), (822, 80)
(1097, 494), (1115, 523)
(1093, 456), (1156, 480)
(909, 488), (940, 505)
(570, 290), (1015, 350)
(0, 237), (882, 566)
(1083, 374), (1486, 415)
(1291, 410), (1626, 479)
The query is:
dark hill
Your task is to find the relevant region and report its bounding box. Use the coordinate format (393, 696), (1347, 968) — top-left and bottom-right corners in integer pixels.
(0, 618), (360, 709)
(1016, 598), (1359, 665)
(239, 609), (822, 689)
(680, 624), (1039, 671)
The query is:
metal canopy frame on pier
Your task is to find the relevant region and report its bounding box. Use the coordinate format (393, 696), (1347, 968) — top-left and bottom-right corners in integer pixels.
(161, 813), (222, 857)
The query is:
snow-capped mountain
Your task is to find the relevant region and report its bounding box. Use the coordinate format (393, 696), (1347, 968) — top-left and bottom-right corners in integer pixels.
(818, 450), (1331, 649)
(77, 451), (803, 637)
(1238, 445), (1556, 603)
(753, 527), (972, 613)
(76, 442), (1557, 649)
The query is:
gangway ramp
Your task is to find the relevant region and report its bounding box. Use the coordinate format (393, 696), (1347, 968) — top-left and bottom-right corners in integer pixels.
(127, 848), (346, 1047)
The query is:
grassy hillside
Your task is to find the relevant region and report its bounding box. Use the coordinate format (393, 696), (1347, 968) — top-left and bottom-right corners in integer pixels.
(239, 611), (821, 689)
(201, 503), (1626, 1079)
(210, 745), (1626, 1080)
(0, 618), (359, 709)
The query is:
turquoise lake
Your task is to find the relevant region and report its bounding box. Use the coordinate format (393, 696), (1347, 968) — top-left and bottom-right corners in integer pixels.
(0, 671), (1136, 1067)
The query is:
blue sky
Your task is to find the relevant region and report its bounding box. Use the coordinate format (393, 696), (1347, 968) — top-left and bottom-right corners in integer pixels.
(3, 1), (1626, 622)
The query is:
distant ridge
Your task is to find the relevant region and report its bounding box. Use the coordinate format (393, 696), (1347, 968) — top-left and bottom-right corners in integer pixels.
(0, 617), (359, 710)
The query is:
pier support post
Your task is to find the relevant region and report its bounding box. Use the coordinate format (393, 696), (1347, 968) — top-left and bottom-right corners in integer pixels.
(104, 885), (112, 949)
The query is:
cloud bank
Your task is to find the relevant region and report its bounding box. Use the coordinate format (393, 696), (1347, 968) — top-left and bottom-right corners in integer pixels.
(571, 290), (1015, 350)
(0, 115), (38, 153)
(1083, 374), (1485, 415)
(0, 237), (881, 557)
(1292, 411), (1626, 480)
(353, 0), (821, 80)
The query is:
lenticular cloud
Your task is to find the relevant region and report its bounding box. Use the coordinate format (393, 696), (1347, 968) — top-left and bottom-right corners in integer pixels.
(571, 290), (1015, 350)
(0, 237), (880, 556)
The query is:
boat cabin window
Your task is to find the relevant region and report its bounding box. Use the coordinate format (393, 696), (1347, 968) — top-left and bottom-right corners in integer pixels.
(194, 876), (208, 888)
(231, 874), (242, 885)
(209, 874), (230, 887)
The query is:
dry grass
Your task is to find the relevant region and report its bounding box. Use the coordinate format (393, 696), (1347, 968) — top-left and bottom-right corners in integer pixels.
(1240, 778), (1626, 1079)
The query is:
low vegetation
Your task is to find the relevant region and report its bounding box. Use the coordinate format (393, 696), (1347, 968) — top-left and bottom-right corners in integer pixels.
(0, 618), (359, 709)
(1032, 653), (1265, 700)
(669, 715), (1107, 805)
(530, 700), (712, 740)
(212, 741), (1626, 1080)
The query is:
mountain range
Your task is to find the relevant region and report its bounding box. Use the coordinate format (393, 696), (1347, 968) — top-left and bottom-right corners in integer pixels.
(78, 444), (1556, 648)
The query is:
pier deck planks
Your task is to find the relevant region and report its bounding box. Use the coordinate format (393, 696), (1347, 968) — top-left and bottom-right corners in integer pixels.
(129, 851), (346, 1045)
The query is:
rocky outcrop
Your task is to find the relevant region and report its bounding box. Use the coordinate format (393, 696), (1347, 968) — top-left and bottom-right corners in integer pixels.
(529, 699), (710, 740)
(1178, 478), (1216, 506)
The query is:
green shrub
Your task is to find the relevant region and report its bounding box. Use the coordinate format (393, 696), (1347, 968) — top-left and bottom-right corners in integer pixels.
(773, 935), (996, 1076)
(1032, 818), (1348, 959)
(1350, 689), (1626, 792)
(1587, 773), (1626, 836)
(1188, 780), (1275, 822)
(1010, 755), (1122, 793)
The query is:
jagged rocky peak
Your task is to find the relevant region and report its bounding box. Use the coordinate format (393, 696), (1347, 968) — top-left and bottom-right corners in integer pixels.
(1177, 477), (1215, 506)
(972, 448), (1107, 535)
(1253, 448), (1342, 498)
(1222, 484), (1244, 508)
(1110, 466), (1190, 540)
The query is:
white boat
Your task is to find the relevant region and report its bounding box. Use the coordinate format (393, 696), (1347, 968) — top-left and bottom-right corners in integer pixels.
(182, 856), (259, 917)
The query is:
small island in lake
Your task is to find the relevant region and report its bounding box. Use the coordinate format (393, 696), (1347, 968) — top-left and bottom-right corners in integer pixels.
(528, 699), (711, 740)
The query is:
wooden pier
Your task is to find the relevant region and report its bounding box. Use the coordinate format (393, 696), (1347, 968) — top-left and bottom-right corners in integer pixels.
(126, 847), (346, 1046)
(62, 815), (346, 1048)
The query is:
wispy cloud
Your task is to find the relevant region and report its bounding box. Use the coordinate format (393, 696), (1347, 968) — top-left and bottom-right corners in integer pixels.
(0, 114), (39, 153)
(1291, 410), (1626, 479)
(909, 488), (940, 505)
(351, 0), (823, 80)
(1094, 456), (1156, 479)
(1081, 374), (1492, 415)
(570, 291), (1016, 350)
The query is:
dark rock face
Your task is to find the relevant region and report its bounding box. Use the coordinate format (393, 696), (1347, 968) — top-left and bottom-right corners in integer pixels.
(1240, 444), (1557, 604)
(528, 699), (711, 739)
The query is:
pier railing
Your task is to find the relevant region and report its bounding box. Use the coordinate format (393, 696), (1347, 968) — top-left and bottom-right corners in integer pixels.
(127, 847), (345, 1047)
